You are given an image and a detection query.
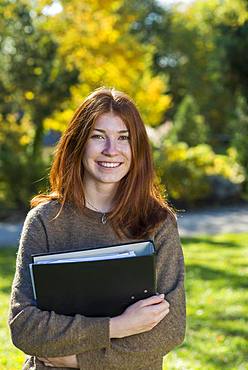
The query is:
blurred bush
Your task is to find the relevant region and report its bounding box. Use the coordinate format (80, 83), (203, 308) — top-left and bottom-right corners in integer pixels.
(168, 95), (209, 147)
(153, 141), (245, 206)
(229, 95), (248, 195)
(0, 116), (49, 217)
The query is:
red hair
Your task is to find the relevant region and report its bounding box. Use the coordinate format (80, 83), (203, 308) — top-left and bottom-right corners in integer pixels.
(31, 87), (174, 238)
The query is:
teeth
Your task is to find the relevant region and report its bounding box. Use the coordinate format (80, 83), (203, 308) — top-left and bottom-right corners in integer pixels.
(98, 162), (121, 168)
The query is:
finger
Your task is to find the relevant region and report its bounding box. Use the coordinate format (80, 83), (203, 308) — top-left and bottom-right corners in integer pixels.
(38, 357), (50, 364)
(44, 363), (53, 367)
(149, 301), (170, 316)
(138, 294), (165, 307)
(161, 300), (170, 310)
(161, 307), (170, 317)
(37, 357), (53, 367)
(156, 300), (170, 312)
(155, 308), (170, 325)
(154, 307), (170, 323)
(37, 357), (46, 361)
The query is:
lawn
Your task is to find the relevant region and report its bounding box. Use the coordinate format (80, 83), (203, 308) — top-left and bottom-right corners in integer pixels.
(1, 233), (248, 370)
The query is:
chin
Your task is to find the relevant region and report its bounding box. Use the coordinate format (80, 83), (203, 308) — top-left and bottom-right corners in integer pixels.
(99, 177), (123, 184)
(96, 170), (128, 182)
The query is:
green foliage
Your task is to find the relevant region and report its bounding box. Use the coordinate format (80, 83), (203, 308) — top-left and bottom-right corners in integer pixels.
(219, 19), (248, 100)
(136, 0), (248, 148)
(154, 142), (244, 204)
(152, 1), (235, 145)
(0, 116), (49, 212)
(1, 0), (248, 210)
(0, 0), (77, 212)
(1, 233), (248, 369)
(0, 0), (78, 158)
(229, 95), (248, 193)
(43, 0), (171, 131)
(169, 95), (208, 147)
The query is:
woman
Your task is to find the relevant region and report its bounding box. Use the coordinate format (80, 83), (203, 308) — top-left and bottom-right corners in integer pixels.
(9, 87), (186, 370)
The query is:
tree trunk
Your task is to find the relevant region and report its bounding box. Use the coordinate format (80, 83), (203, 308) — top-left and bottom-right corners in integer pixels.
(32, 117), (44, 161)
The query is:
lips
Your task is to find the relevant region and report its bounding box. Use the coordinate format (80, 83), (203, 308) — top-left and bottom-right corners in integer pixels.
(97, 161), (122, 168)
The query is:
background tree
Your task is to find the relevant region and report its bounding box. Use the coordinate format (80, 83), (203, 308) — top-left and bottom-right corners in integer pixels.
(0, 0), (78, 211)
(43, 0), (171, 131)
(229, 96), (248, 193)
(217, 1), (248, 102)
(169, 95), (208, 147)
(132, 0), (248, 150)
(0, 0), (78, 158)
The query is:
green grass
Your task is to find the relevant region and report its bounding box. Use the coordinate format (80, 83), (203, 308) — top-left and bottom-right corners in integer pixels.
(0, 247), (25, 369)
(1, 234), (248, 370)
(164, 233), (248, 370)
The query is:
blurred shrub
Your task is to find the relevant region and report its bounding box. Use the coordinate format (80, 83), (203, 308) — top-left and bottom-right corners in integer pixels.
(0, 116), (49, 214)
(229, 95), (248, 195)
(168, 95), (208, 147)
(154, 142), (245, 205)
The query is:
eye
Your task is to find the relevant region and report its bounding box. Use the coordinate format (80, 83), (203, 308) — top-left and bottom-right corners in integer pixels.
(118, 135), (130, 141)
(91, 134), (105, 140)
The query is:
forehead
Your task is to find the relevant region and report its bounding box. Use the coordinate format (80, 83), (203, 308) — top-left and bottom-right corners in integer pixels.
(93, 112), (128, 132)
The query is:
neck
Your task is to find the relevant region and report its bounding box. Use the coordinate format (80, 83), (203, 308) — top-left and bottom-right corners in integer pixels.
(83, 180), (117, 213)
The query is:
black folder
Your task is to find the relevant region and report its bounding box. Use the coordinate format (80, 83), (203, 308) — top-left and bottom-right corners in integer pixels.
(29, 240), (157, 317)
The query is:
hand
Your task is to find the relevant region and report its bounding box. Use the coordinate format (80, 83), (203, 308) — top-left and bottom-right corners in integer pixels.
(37, 354), (79, 368)
(110, 294), (170, 338)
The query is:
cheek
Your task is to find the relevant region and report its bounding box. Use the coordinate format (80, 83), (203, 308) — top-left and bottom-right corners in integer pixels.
(120, 143), (132, 160)
(124, 148), (132, 170)
(83, 143), (99, 161)
(82, 147), (94, 171)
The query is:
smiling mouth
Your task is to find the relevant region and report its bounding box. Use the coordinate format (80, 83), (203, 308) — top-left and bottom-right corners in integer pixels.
(97, 161), (122, 168)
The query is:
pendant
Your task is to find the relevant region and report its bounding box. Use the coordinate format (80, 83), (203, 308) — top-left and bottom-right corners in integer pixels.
(101, 213), (107, 224)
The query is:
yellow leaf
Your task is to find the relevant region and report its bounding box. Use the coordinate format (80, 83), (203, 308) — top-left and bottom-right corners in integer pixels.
(25, 91), (34, 100)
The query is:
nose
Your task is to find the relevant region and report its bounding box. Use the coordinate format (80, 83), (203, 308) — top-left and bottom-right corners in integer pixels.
(102, 138), (118, 156)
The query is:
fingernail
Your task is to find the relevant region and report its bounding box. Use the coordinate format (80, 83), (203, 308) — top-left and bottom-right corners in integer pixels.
(159, 294), (164, 298)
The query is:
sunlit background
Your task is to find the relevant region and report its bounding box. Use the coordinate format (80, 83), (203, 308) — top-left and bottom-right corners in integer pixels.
(1, 0), (248, 216)
(0, 0), (247, 369)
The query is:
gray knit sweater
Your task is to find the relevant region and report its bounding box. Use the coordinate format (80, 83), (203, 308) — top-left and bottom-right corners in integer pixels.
(8, 201), (186, 370)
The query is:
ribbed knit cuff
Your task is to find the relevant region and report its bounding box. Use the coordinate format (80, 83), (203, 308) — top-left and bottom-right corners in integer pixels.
(76, 348), (106, 370)
(76, 317), (110, 369)
(76, 316), (110, 351)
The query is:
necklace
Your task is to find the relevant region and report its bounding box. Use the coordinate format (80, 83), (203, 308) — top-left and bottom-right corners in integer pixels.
(86, 199), (108, 224)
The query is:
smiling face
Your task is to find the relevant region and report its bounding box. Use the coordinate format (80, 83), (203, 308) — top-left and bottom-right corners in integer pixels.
(82, 112), (132, 191)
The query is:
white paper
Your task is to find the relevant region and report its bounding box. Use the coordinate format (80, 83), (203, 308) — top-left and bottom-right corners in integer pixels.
(34, 251), (136, 264)
(29, 264), (37, 300)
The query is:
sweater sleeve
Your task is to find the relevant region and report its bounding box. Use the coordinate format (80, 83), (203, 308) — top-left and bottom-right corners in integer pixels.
(8, 208), (110, 358)
(77, 215), (186, 370)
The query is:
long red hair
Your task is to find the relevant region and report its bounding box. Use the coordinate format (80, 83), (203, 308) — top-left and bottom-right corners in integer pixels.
(31, 87), (174, 238)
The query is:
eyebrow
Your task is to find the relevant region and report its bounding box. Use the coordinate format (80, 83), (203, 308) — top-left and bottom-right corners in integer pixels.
(93, 128), (129, 134)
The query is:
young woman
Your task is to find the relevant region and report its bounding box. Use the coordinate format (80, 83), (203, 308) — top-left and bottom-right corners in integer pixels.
(9, 87), (186, 370)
